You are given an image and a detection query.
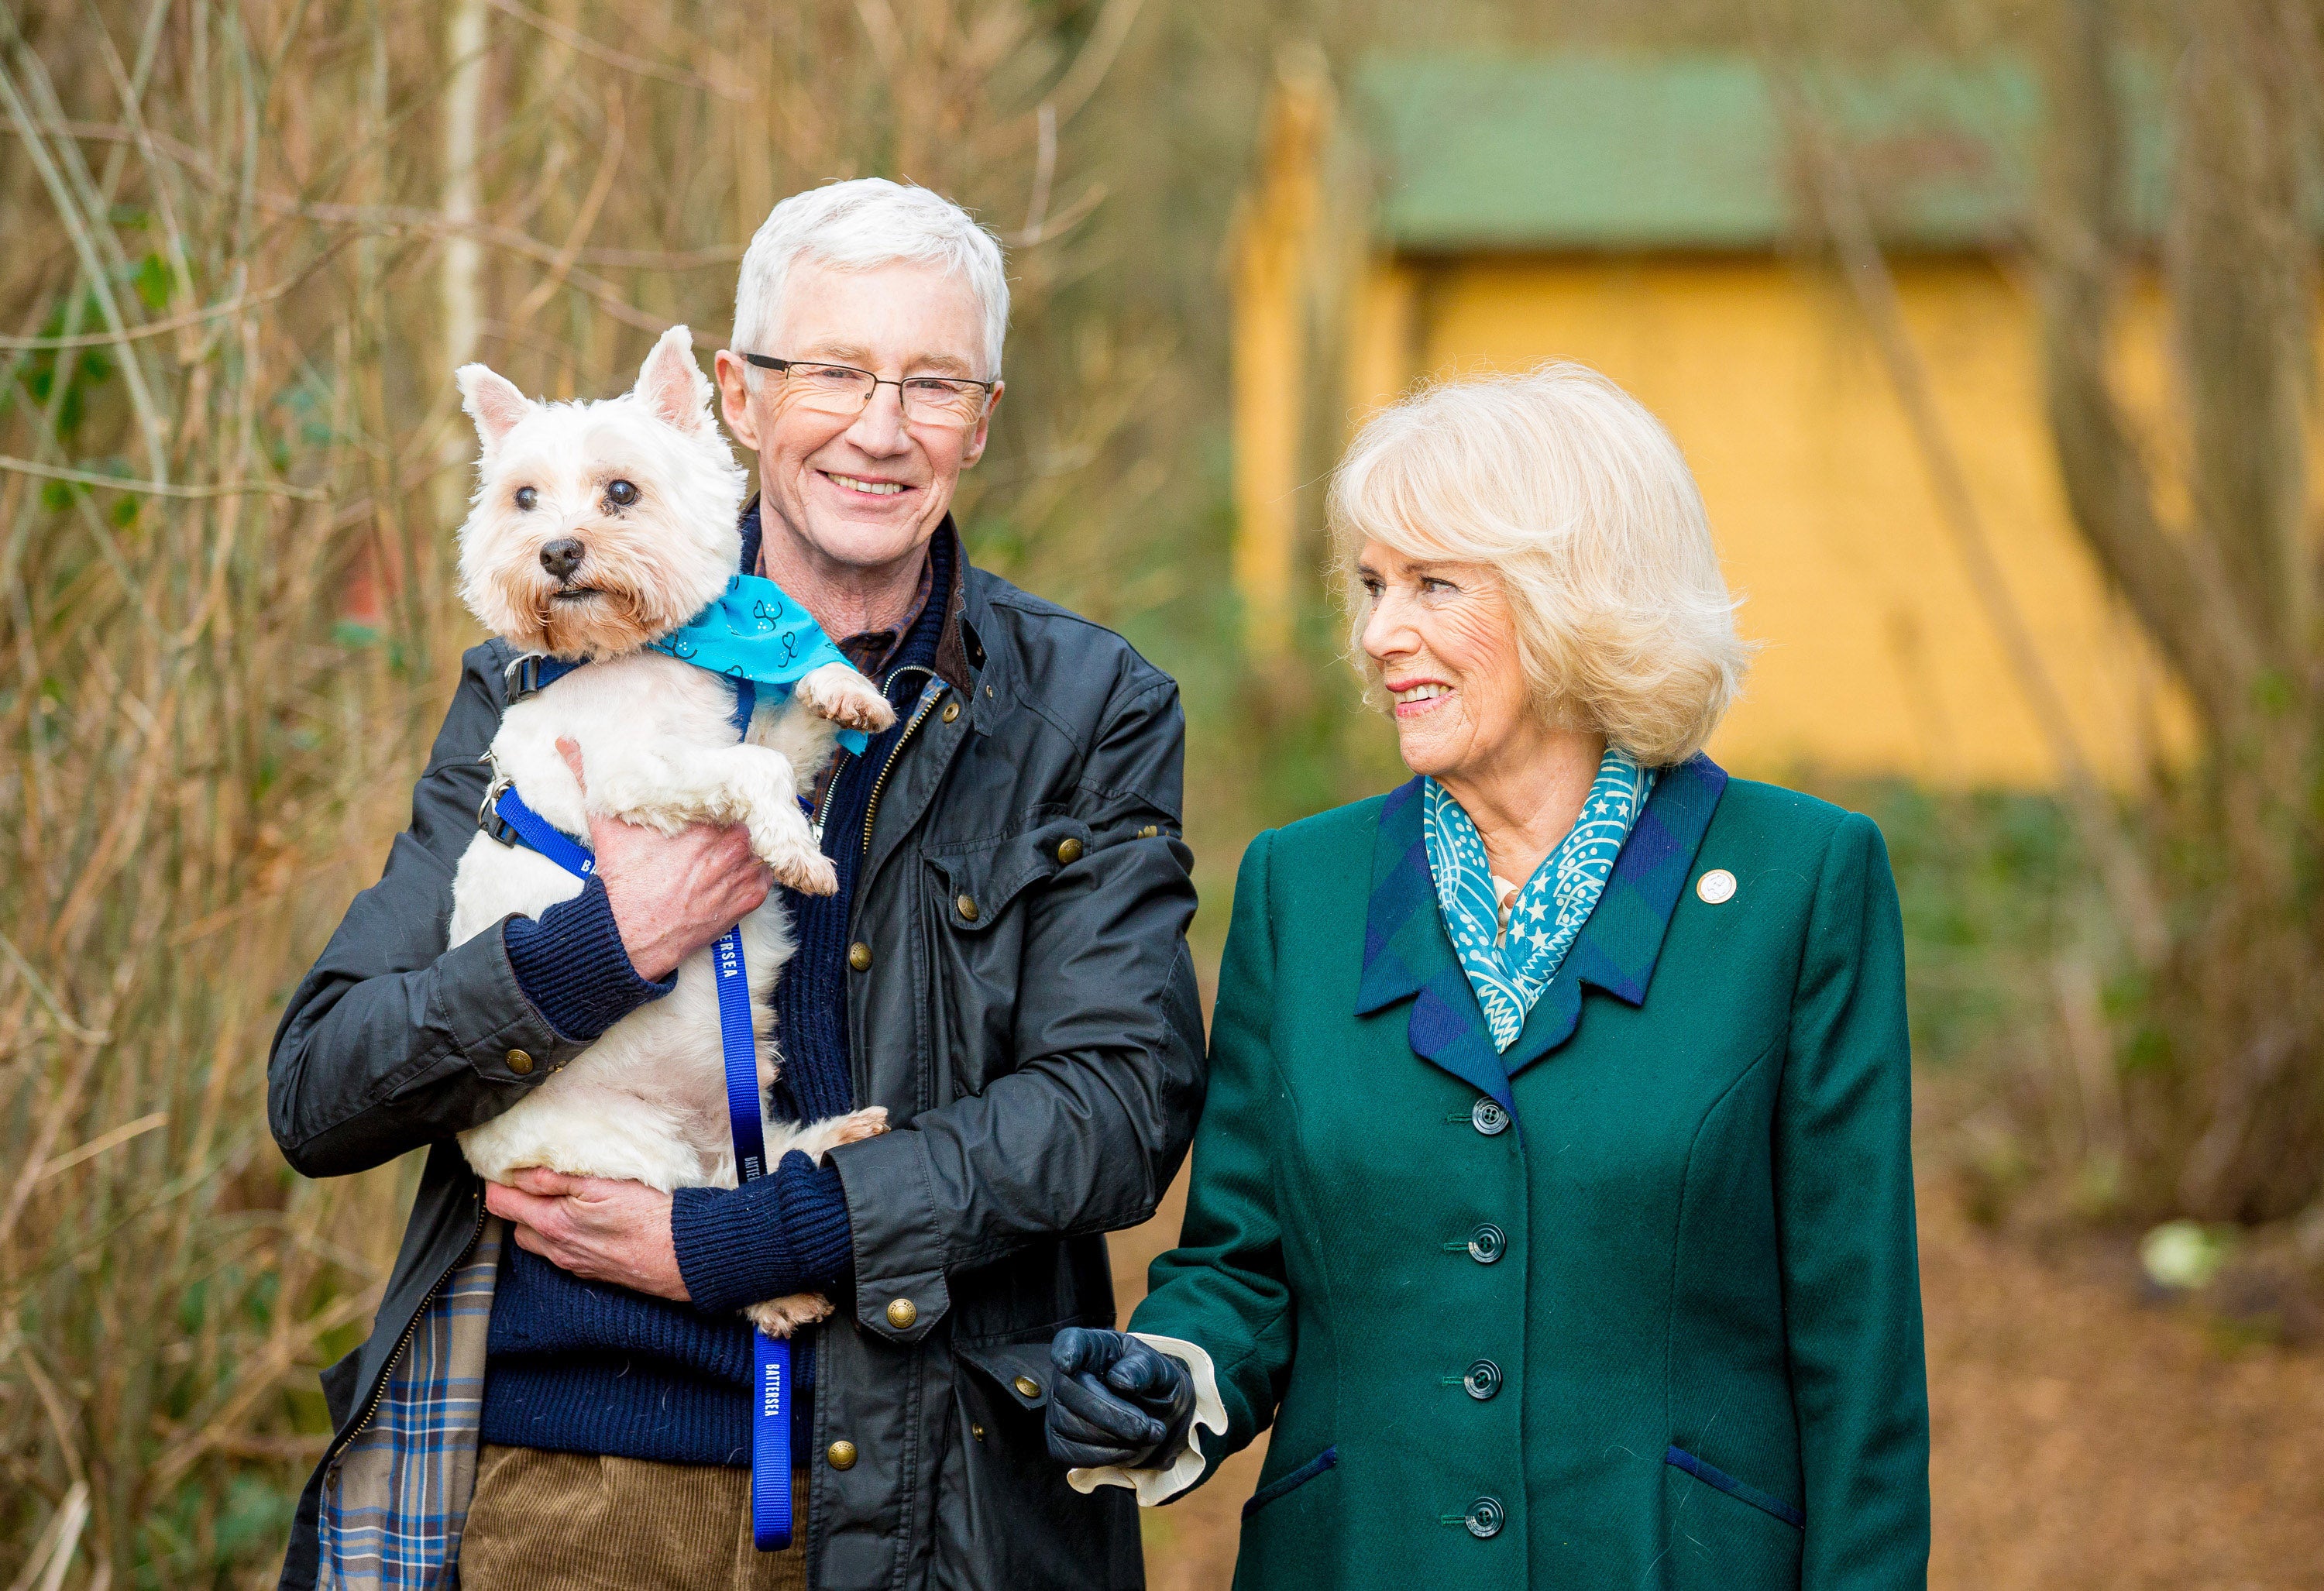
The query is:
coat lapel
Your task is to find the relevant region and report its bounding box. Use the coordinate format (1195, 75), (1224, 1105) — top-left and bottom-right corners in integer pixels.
(1357, 779), (1518, 1112)
(1356, 756), (1731, 1101)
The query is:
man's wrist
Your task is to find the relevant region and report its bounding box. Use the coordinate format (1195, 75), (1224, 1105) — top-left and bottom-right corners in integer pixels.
(503, 875), (676, 1041)
(670, 1153), (852, 1314)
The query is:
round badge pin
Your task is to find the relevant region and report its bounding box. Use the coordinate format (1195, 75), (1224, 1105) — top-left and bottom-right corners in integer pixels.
(1696, 868), (1737, 905)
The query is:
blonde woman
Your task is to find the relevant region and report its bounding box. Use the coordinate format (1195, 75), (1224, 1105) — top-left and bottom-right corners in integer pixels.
(1046, 366), (1930, 1588)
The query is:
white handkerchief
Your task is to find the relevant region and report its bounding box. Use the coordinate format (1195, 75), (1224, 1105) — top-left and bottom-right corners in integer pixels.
(1064, 1334), (1229, 1507)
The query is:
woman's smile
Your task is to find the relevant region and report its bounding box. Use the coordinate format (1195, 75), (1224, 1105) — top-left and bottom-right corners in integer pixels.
(1387, 679), (1457, 718)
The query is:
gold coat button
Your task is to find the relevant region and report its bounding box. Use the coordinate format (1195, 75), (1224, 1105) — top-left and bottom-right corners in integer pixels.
(956, 894), (979, 922)
(1697, 868), (1738, 905)
(1139, 824), (1159, 839)
(847, 941), (874, 972)
(941, 699), (961, 723)
(1013, 1375), (1041, 1398)
(885, 1297), (918, 1329)
(505, 1048), (535, 1075)
(971, 1422), (986, 1442)
(1056, 837), (1084, 864)
(827, 1441), (858, 1470)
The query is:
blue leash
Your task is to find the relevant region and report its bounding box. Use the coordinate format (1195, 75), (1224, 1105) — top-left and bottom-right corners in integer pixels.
(483, 684), (796, 1551)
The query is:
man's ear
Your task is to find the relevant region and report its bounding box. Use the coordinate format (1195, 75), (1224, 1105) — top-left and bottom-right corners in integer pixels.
(635, 324), (714, 435)
(456, 363), (535, 455)
(959, 379), (1002, 469)
(713, 349), (762, 451)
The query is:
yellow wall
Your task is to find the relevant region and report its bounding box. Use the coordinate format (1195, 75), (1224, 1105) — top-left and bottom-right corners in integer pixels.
(1349, 255), (2184, 787)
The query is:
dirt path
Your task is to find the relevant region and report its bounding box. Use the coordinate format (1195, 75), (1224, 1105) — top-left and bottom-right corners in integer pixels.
(1107, 1174), (2324, 1588)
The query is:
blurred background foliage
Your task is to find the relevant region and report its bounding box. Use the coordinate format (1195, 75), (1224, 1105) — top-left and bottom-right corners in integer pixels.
(4, 0), (2323, 1585)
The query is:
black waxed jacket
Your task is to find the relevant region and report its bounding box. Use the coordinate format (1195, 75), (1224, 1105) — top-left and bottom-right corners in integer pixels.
(267, 541), (1205, 1589)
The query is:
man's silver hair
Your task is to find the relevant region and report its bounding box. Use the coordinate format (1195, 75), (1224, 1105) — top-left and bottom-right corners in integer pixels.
(731, 178), (1009, 381)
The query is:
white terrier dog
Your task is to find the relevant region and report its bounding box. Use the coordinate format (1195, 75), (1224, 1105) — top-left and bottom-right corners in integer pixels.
(445, 325), (893, 1337)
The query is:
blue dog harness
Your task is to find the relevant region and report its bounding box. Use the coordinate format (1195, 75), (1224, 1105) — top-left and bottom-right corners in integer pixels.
(481, 673), (799, 1551)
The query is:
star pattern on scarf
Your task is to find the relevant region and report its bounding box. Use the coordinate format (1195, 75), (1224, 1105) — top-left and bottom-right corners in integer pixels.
(1422, 747), (1655, 1053)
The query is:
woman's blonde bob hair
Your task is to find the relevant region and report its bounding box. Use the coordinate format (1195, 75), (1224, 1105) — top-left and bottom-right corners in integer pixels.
(1330, 363), (1752, 768)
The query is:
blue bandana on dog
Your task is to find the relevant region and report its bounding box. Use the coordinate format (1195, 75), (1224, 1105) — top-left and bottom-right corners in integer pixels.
(1422, 747), (1655, 1052)
(648, 574), (869, 754)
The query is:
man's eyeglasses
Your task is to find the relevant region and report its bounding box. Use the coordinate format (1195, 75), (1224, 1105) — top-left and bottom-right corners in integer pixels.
(740, 353), (996, 428)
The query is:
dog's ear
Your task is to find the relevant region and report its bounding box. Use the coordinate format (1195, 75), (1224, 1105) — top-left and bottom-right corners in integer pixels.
(457, 364), (535, 455)
(635, 324), (713, 435)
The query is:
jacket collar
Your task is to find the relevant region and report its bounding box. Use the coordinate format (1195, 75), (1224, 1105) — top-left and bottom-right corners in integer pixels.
(1356, 754), (1730, 1105)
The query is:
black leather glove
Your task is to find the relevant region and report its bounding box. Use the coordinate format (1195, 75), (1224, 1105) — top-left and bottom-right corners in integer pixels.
(1045, 1326), (1197, 1470)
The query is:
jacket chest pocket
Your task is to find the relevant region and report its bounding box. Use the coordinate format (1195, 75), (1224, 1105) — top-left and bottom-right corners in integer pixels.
(923, 817), (1093, 1093)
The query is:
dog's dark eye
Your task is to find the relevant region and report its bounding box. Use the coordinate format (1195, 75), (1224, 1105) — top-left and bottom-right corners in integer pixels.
(514, 486), (538, 510)
(606, 479), (638, 507)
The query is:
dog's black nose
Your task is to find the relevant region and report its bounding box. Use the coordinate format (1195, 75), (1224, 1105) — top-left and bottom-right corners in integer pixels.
(539, 538), (584, 579)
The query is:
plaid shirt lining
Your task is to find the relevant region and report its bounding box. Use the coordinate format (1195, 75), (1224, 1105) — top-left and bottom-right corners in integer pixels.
(320, 1220), (502, 1590)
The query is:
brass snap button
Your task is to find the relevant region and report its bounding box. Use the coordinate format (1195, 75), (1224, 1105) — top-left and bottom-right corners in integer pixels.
(847, 941), (874, 972)
(1470, 1098), (1508, 1136)
(1466, 1223), (1507, 1264)
(955, 894), (979, 922)
(505, 1048), (535, 1075)
(1012, 1375), (1041, 1398)
(1696, 868), (1738, 905)
(827, 1440), (858, 1470)
(1463, 1359), (1502, 1400)
(1138, 824), (1159, 839)
(941, 699), (961, 723)
(1056, 836), (1084, 864)
(971, 1422), (986, 1442)
(885, 1297), (918, 1329)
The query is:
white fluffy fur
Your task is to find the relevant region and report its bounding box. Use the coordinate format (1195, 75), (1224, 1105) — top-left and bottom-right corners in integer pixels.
(447, 325), (896, 1336)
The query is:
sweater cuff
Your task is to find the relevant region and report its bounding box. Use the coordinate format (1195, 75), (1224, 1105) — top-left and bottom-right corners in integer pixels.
(672, 1151), (854, 1314)
(502, 875), (675, 1042)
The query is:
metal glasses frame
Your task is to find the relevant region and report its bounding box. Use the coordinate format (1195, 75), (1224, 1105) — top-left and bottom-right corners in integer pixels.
(737, 352), (997, 423)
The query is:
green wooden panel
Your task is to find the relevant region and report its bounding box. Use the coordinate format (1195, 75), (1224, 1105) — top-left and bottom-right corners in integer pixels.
(1352, 52), (2164, 253)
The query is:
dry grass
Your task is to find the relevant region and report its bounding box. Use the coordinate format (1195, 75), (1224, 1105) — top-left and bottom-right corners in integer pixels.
(0, 1), (1232, 1582)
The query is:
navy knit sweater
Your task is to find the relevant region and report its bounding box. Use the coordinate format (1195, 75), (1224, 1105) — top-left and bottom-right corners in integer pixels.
(479, 514), (953, 1466)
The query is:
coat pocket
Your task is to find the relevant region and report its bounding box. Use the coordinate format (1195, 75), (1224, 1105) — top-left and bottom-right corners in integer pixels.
(935, 1339), (1142, 1591)
(1663, 1445), (1803, 1528)
(1243, 1444), (1337, 1518)
(926, 817), (1089, 936)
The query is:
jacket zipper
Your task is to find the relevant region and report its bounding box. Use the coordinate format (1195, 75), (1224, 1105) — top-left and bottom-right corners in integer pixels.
(861, 671), (945, 855)
(326, 1192), (489, 1461)
(812, 663), (936, 834)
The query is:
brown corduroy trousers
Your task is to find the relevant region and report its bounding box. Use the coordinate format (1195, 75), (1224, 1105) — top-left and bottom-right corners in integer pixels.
(459, 1444), (809, 1590)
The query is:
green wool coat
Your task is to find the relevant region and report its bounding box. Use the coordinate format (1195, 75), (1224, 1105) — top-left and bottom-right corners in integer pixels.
(1129, 758), (1930, 1589)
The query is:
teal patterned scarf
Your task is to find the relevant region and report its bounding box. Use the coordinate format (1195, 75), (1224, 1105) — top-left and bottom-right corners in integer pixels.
(1422, 747), (1656, 1052)
(648, 573), (869, 754)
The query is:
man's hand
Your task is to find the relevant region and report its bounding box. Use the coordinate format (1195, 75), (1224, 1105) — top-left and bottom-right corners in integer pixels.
(557, 737), (773, 981)
(485, 1167), (689, 1301)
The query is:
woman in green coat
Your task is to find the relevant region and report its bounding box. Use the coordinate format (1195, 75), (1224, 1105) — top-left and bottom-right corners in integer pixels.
(1044, 366), (1930, 1589)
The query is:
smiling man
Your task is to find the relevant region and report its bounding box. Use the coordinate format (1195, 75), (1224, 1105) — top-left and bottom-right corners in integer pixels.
(268, 180), (1204, 1591)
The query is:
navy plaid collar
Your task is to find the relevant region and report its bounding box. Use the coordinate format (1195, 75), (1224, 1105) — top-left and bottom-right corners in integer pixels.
(1356, 754), (1729, 1108)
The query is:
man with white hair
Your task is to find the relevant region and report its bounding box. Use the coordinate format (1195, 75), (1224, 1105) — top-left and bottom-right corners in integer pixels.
(269, 180), (1203, 1590)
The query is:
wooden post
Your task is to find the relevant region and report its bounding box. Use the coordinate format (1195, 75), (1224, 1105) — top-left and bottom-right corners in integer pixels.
(1229, 56), (1329, 661)
(1345, 256), (1418, 423)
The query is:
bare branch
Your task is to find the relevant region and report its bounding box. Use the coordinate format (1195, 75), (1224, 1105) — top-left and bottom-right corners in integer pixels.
(1778, 70), (2171, 967)
(482, 0), (747, 99)
(0, 454), (327, 501)
(2033, 0), (2265, 732)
